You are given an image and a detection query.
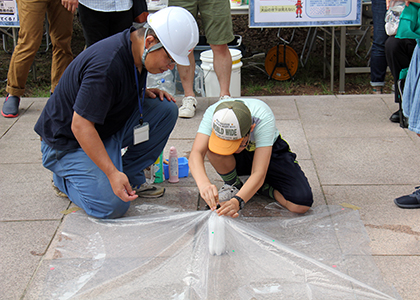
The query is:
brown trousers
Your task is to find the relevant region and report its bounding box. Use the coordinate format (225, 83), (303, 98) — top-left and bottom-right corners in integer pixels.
(6, 0), (73, 96)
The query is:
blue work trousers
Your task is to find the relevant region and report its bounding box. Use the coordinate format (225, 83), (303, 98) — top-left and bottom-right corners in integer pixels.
(41, 98), (178, 219)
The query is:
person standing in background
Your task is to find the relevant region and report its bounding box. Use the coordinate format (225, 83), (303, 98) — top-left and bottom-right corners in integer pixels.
(62, 0), (148, 48)
(168, 0), (234, 118)
(1, 0), (74, 118)
(385, 36), (416, 123)
(370, 0), (389, 94)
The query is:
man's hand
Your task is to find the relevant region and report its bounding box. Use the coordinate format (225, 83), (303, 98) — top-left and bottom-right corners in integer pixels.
(199, 183), (219, 210)
(61, 0), (78, 13)
(217, 198), (240, 218)
(146, 88), (176, 102)
(71, 112), (138, 203)
(108, 171), (138, 202)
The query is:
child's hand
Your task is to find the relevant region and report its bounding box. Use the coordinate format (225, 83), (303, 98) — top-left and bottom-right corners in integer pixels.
(217, 199), (240, 218)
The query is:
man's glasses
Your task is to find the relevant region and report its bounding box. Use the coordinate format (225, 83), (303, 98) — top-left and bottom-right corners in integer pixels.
(163, 48), (176, 66)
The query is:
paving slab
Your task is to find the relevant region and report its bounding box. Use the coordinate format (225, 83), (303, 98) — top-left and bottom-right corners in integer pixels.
(259, 96), (301, 120)
(374, 256), (420, 300)
(0, 163), (71, 221)
(0, 117), (16, 136)
(309, 136), (420, 185)
(0, 220), (62, 300)
(323, 185), (420, 255)
(0, 102), (44, 164)
(297, 95), (406, 139)
(276, 119), (311, 160)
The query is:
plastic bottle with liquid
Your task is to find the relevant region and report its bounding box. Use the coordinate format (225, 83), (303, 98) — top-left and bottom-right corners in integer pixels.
(208, 212), (226, 255)
(168, 146), (179, 183)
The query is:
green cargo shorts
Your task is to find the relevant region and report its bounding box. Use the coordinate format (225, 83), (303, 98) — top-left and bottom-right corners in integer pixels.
(168, 0), (234, 45)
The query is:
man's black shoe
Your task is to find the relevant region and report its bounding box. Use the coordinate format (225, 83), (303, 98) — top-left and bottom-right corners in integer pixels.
(389, 110), (400, 123)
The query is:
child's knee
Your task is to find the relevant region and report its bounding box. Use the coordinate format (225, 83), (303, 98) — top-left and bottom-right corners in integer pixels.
(288, 204), (311, 214)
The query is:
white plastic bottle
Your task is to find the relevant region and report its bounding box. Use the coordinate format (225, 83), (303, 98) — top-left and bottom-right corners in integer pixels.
(168, 146), (179, 183)
(208, 212), (226, 255)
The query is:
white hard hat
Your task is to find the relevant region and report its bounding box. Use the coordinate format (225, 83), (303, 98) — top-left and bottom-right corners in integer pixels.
(147, 6), (199, 66)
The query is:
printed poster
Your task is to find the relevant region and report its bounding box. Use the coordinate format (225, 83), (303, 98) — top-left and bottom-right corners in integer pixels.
(249, 0), (361, 27)
(0, 0), (19, 27)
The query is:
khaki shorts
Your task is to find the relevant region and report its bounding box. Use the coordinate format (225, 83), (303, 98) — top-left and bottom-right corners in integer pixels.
(168, 0), (234, 45)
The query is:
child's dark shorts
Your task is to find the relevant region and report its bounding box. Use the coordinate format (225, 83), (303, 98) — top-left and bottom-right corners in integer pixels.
(234, 136), (313, 207)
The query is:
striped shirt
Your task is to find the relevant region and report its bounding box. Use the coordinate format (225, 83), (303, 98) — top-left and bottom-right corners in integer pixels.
(79, 0), (132, 12)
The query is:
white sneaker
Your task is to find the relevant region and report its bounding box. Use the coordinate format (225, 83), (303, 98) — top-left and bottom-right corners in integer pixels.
(218, 184), (239, 202)
(179, 96), (197, 118)
(219, 95), (231, 101)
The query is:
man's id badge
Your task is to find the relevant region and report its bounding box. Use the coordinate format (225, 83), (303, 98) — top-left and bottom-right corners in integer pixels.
(133, 122), (149, 145)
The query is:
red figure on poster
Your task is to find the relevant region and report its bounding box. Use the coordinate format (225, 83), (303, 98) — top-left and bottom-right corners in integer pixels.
(296, 0), (303, 18)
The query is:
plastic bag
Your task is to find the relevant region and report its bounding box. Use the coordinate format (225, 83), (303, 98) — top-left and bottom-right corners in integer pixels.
(33, 206), (402, 299)
(174, 64), (206, 97)
(385, 0), (406, 36)
(146, 69), (175, 95)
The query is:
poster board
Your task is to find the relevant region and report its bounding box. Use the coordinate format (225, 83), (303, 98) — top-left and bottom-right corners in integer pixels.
(249, 0), (361, 27)
(0, 0), (19, 27)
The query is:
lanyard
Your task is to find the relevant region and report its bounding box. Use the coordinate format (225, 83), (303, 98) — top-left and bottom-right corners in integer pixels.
(134, 65), (146, 126)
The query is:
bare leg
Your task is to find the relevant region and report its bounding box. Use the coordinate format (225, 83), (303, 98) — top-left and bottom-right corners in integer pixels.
(177, 52), (195, 97)
(273, 190), (310, 214)
(210, 44), (232, 97)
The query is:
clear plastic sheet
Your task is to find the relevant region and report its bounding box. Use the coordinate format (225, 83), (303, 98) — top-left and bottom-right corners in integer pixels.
(38, 205), (401, 299)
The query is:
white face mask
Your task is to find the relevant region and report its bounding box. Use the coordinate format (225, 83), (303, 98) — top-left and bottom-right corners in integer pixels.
(141, 25), (163, 66)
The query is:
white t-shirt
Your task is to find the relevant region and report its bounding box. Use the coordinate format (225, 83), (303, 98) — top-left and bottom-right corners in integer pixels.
(198, 98), (279, 151)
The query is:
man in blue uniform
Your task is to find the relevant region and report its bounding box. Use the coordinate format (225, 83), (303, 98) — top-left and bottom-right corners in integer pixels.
(34, 7), (199, 219)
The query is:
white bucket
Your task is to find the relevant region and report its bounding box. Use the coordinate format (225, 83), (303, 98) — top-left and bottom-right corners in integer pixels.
(200, 49), (243, 98)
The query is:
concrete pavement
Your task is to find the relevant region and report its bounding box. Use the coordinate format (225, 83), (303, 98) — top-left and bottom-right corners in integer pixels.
(1, 94), (419, 299)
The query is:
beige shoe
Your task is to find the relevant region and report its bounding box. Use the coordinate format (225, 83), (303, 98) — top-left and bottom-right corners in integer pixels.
(179, 96), (197, 118)
(132, 182), (165, 198)
(51, 180), (68, 198)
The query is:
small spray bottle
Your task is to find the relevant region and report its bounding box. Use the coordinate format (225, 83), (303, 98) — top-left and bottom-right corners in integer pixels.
(168, 146), (179, 183)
